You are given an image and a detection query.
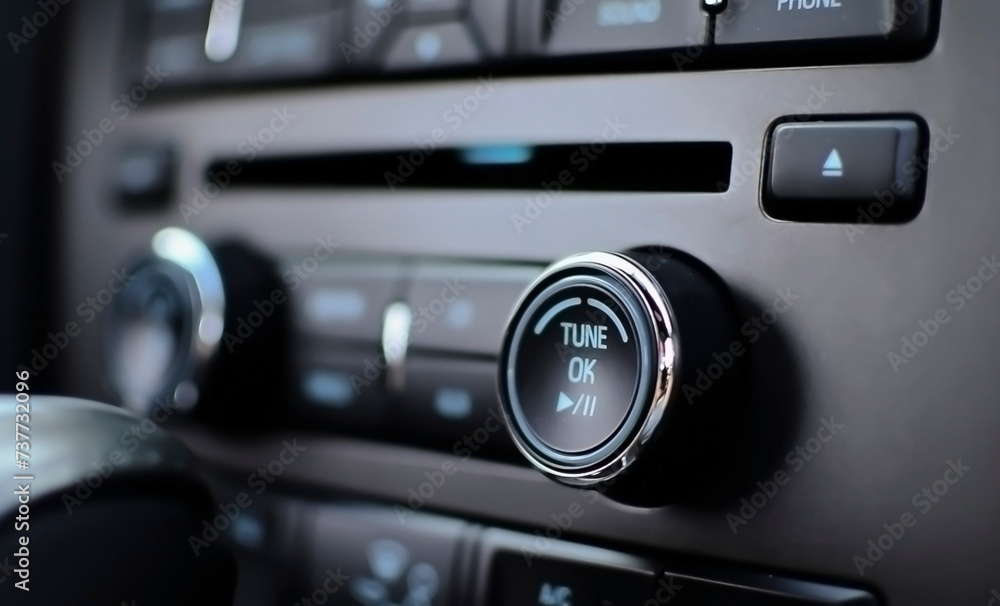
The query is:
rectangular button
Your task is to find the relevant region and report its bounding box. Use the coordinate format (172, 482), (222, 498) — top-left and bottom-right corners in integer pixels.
(764, 119), (924, 222)
(715, 0), (894, 45)
(292, 260), (404, 344)
(384, 22), (481, 71)
(478, 529), (878, 606)
(401, 356), (513, 452)
(296, 346), (388, 430)
(309, 504), (467, 606)
(490, 553), (656, 606)
(145, 4), (216, 84)
(405, 263), (542, 356)
(538, 0), (708, 56)
(479, 529), (658, 606)
(226, 11), (346, 79)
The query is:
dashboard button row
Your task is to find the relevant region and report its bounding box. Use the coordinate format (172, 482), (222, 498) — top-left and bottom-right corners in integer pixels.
(291, 257), (540, 449)
(290, 503), (879, 606)
(133, 0), (937, 86)
(294, 260), (541, 356)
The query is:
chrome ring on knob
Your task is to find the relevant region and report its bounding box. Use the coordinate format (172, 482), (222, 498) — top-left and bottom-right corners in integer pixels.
(103, 228), (225, 415)
(499, 251), (679, 486)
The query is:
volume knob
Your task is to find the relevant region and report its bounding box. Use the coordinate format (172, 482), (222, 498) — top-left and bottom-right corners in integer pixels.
(102, 228), (288, 428)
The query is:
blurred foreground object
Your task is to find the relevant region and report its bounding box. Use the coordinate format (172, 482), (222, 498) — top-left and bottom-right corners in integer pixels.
(0, 395), (236, 604)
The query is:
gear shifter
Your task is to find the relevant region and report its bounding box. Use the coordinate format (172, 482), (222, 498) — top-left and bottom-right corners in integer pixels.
(0, 395), (237, 604)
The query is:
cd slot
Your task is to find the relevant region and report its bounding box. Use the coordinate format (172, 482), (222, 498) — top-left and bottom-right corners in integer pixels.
(207, 142), (733, 193)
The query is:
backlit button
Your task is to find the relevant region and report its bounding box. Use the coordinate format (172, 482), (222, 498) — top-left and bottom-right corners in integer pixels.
(293, 260), (404, 343)
(298, 347), (388, 429)
(302, 369), (357, 409)
(229, 12), (345, 77)
(310, 505), (466, 606)
(764, 119), (924, 222)
(540, 0), (707, 56)
(384, 22), (480, 70)
(401, 356), (510, 450)
(405, 263), (542, 357)
(116, 143), (176, 210)
(715, 0), (893, 45)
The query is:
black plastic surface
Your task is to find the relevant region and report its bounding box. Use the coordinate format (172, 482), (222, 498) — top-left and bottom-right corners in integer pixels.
(762, 116), (927, 223)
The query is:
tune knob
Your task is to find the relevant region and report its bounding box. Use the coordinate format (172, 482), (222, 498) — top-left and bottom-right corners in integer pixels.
(498, 249), (747, 505)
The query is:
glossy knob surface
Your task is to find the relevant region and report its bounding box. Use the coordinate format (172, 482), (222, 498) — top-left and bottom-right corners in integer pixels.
(499, 249), (747, 505)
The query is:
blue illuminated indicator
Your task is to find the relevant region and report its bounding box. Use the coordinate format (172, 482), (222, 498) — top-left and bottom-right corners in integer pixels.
(303, 371), (355, 408)
(459, 144), (535, 165)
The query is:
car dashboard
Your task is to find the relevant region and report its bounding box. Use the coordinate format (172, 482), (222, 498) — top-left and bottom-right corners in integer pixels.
(3, 1), (1000, 605)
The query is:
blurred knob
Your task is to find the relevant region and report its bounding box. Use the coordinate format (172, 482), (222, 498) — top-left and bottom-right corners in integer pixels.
(102, 227), (288, 428)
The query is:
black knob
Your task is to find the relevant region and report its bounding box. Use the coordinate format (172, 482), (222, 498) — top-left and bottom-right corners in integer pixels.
(498, 249), (748, 506)
(102, 228), (288, 429)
